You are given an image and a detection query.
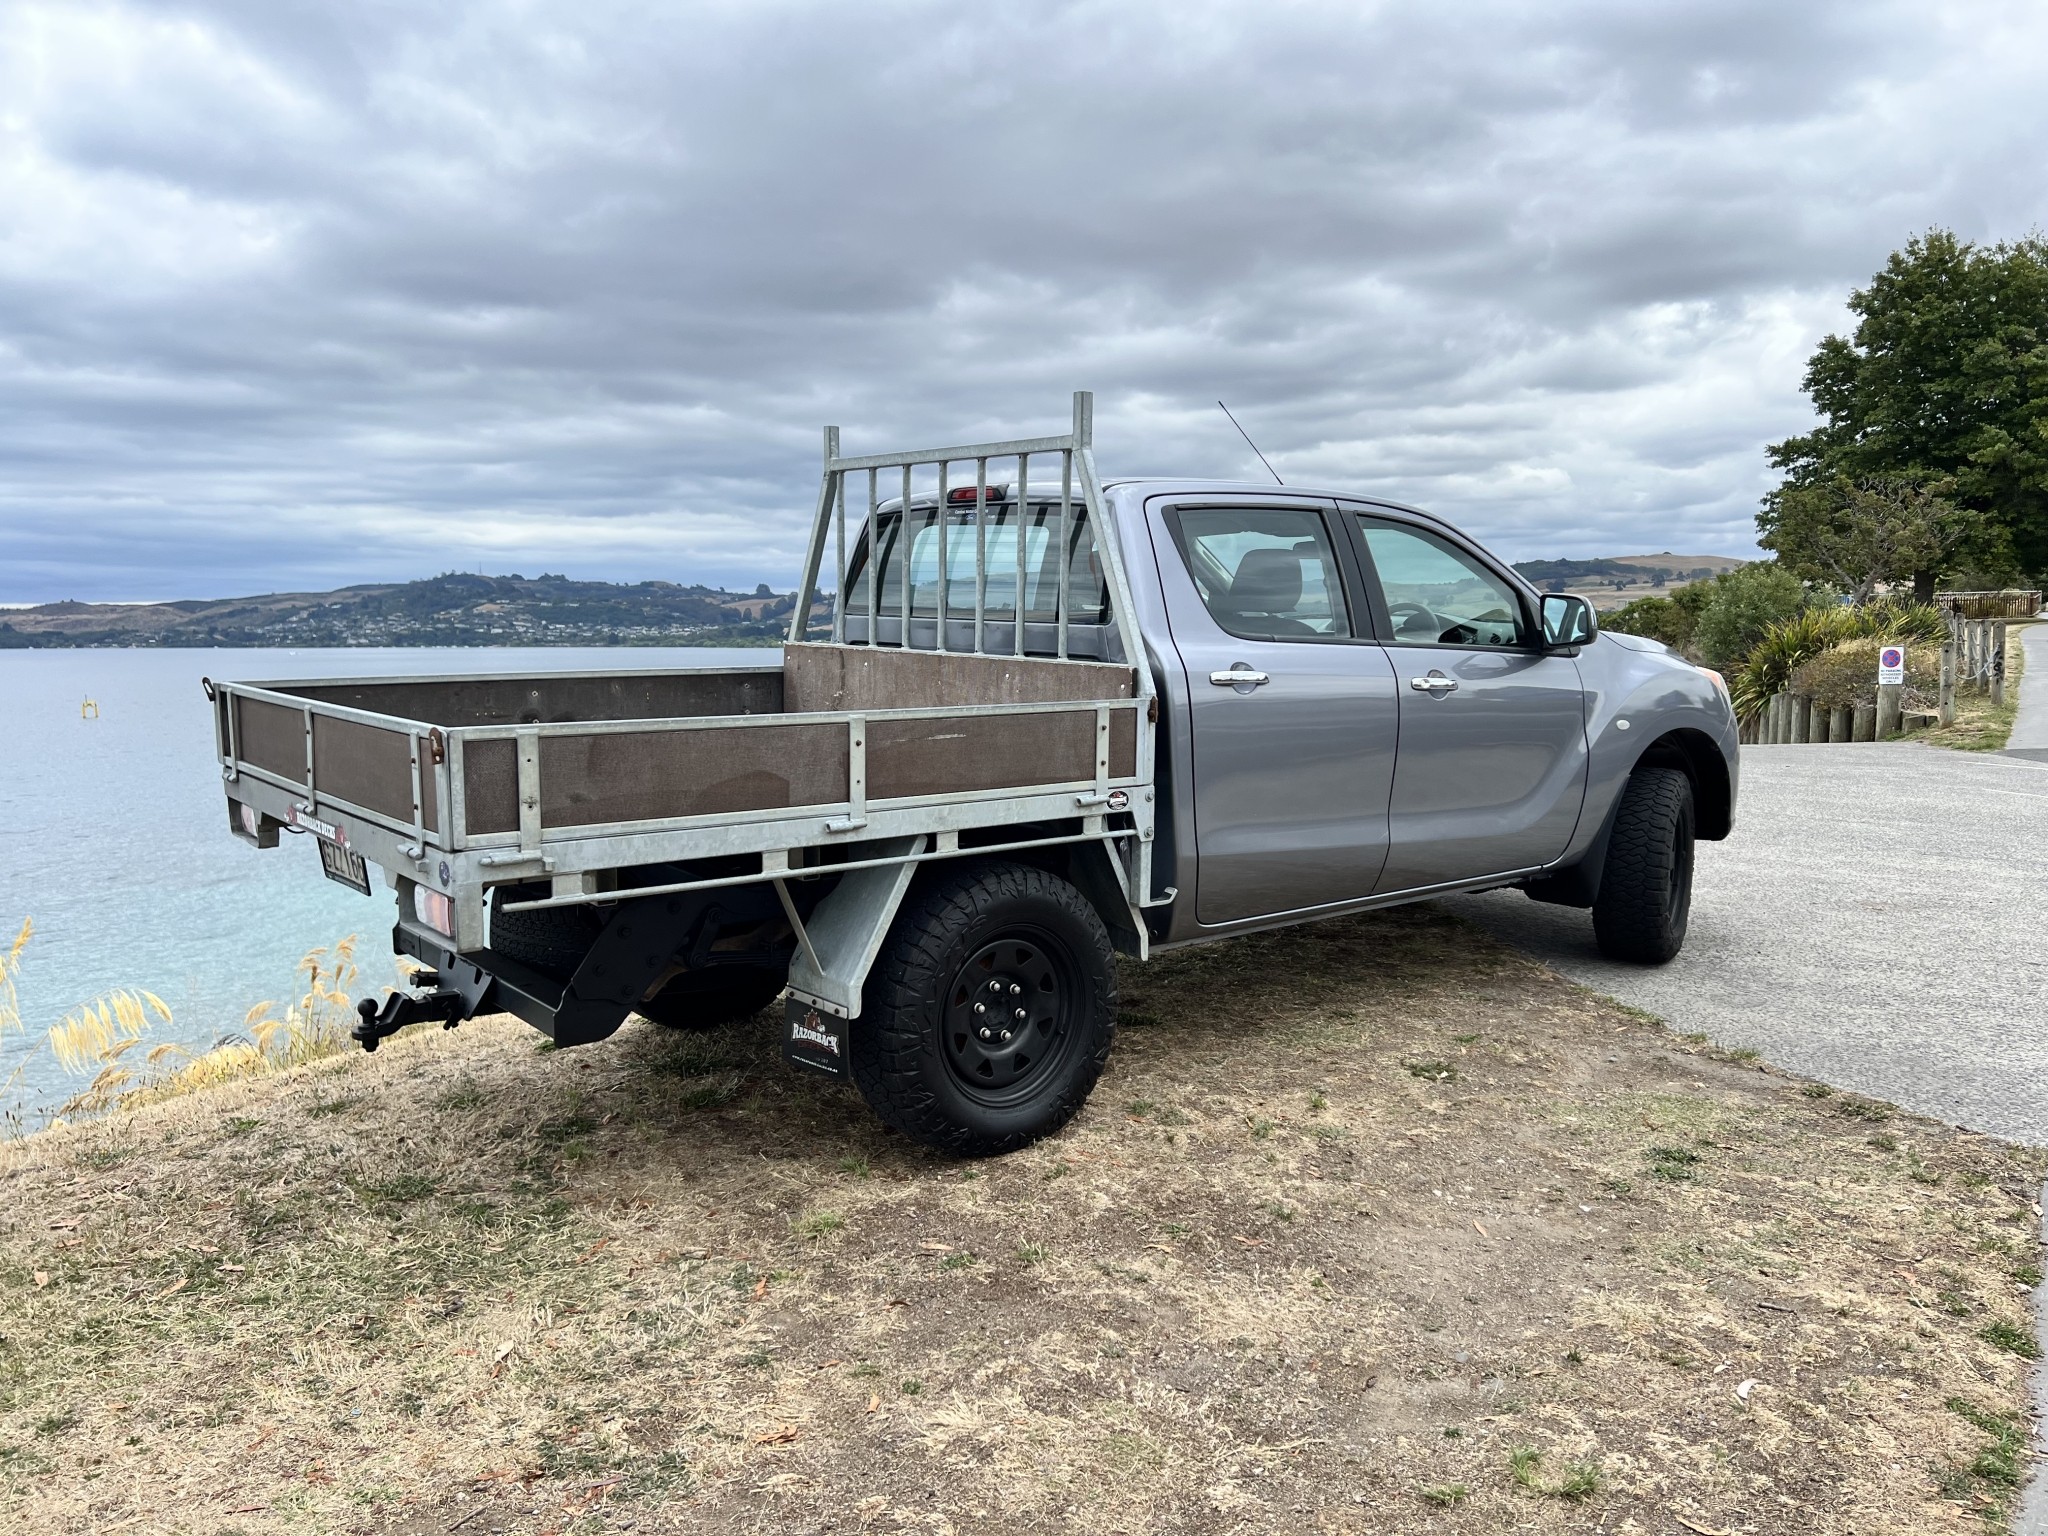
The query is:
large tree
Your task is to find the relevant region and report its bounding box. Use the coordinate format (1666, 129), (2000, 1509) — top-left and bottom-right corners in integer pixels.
(1761, 472), (1986, 603)
(1761, 230), (2048, 590)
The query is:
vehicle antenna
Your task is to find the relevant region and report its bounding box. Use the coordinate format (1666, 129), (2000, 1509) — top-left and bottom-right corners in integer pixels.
(1217, 401), (1284, 486)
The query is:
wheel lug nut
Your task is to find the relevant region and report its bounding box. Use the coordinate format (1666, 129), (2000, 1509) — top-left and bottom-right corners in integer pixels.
(977, 1027), (993, 1041)
(973, 1002), (985, 1015)
(989, 980), (1003, 992)
(999, 1030), (1012, 1042)
(1009, 983), (1021, 996)
(1014, 1008), (1027, 1021)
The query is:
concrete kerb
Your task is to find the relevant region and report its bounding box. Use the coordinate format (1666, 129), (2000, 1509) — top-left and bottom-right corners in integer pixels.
(2024, 1189), (2048, 1536)
(2007, 620), (2048, 763)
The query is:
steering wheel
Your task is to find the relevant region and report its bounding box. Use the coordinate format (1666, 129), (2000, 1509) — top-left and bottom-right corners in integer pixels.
(1388, 601), (1439, 638)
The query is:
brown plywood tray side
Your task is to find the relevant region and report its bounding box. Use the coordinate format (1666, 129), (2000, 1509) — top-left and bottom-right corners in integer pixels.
(783, 643), (1133, 713)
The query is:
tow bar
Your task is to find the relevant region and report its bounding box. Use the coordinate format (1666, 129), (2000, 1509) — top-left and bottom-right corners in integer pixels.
(351, 971), (472, 1052)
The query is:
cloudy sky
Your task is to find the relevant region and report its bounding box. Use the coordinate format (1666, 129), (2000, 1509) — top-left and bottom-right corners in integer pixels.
(3, 0), (2046, 603)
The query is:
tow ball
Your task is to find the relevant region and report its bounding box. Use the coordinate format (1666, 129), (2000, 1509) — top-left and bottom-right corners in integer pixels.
(351, 971), (471, 1052)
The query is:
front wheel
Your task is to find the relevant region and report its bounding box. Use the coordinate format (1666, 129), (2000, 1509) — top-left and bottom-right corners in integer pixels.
(852, 861), (1117, 1156)
(1592, 766), (1695, 964)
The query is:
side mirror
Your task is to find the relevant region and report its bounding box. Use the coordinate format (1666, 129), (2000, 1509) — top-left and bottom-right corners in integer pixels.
(1540, 593), (1597, 650)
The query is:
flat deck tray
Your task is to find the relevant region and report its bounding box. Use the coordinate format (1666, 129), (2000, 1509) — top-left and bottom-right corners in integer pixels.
(221, 645), (1139, 843)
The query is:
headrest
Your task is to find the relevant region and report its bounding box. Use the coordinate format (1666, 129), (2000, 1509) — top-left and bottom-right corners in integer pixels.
(1229, 548), (1303, 614)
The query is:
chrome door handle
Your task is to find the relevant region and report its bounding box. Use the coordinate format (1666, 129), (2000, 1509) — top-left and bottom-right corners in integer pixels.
(1409, 674), (1459, 693)
(1210, 668), (1270, 687)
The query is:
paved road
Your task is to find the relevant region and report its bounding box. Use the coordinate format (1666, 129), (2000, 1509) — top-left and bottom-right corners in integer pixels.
(1445, 742), (2048, 1144)
(2011, 621), (2048, 761)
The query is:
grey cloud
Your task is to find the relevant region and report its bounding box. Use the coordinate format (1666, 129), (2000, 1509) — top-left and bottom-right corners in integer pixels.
(3, 0), (2046, 600)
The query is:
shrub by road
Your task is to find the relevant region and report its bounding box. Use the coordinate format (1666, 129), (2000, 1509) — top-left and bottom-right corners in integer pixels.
(0, 906), (2039, 1535)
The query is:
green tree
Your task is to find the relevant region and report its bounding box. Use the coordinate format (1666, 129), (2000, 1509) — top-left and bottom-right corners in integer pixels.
(1759, 472), (1988, 603)
(1763, 230), (2048, 587)
(1691, 562), (1810, 668)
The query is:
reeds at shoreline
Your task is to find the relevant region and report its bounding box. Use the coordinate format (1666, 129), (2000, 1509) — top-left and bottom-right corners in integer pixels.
(1, 920), (366, 1133)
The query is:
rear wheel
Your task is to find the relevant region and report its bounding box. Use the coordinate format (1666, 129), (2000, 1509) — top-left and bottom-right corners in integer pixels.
(852, 861), (1117, 1157)
(1592, 766), (1695, 964)
(634, 967), (786, 1031)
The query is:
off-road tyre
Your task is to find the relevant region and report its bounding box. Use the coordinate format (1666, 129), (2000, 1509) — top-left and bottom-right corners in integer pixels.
(1592, 766), (1695, 964)
(634, 968), (787, 1032)
(488, 885), (600, 979)
(851, 861), (1117, 1157)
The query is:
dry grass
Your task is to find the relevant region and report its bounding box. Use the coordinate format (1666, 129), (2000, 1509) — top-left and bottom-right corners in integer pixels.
(0, 904), (2039, 1535)
(1921, 623), (2028, 752)
(1, 928), (365, 1129)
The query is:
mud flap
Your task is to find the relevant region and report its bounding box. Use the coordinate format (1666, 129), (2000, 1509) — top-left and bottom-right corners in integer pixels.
(783, 997), (850, 1080)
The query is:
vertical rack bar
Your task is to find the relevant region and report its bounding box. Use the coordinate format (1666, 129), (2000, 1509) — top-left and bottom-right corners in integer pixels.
(787, 426), (841, 644)
(899, 464), (913, 648)
(1071, 390), (1150, 695)
(973, 456), (989, 654)
(866, 469), (879, 647)
(1058, 450), (1072, 659)
(829, 428), (845, 643)
(935, 459), (950, 652)
(1014, 451), (1029, 657)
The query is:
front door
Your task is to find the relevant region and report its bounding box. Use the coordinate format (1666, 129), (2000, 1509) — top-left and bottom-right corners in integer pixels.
(1151, 500), (1400, 926)
(1347, 513), (1589, 893)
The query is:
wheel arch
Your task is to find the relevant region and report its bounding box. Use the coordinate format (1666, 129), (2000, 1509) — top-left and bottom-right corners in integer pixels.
(1634, 728), (1732, 841)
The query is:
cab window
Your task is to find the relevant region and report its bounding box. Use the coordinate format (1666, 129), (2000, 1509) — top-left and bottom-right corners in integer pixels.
(1173, 509), (1349, 640)
(1356, 518), (1527, 647)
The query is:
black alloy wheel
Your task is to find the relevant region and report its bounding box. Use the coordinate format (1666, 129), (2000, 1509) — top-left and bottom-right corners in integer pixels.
(941, 935), (1077, 1101)
(853, 860), (1117, 1156)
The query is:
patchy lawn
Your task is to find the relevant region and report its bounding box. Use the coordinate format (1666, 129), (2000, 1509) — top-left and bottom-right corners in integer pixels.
(0, 904), (2040, 1535)
(1923, 620), (2030, 752)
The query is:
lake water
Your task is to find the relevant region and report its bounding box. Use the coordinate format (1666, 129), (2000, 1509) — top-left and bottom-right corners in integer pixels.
(0, 646), (773, 1118)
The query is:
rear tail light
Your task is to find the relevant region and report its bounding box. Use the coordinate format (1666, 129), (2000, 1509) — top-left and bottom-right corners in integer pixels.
(946, 484), (1007, 505)
(238, 802), (261, 839)
(413, 885), (454, 936)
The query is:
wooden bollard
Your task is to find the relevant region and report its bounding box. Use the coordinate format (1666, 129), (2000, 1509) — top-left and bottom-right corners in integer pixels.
(1829, 705), (1851, 743)
(1875, 684), (1908, 741)
(1876, 681), (1903, 739)
(1772, 691), (1790, 743)
(1992, 622), (2007, 707)
(1852, 702), (1876, 741)
(1809, 697), (1829, 742)
(1939, 633), (1956, 724)
(1790, 693), (1811, 743)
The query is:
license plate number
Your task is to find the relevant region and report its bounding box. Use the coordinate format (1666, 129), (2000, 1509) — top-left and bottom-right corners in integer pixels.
(318, 837), (371, 895)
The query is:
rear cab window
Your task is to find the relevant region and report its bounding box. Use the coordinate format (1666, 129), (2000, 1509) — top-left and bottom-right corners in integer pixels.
(1170, 508), (1351, 641)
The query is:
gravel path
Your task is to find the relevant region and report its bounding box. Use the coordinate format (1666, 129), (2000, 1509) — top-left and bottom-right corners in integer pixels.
(1445, 741), (2048, 1144)
(2010, 620), (2048, 761)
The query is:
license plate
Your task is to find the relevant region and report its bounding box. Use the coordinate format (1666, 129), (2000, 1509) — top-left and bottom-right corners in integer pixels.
(318, 836), (371, 896)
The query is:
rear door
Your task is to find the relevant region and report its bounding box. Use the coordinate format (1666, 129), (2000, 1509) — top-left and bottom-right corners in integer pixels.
(1150, 498), (1400, 925)
(1343, 511), (1588, 893)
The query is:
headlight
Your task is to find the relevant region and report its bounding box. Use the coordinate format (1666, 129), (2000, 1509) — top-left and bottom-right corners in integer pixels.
(1697, 666), (1730, 704)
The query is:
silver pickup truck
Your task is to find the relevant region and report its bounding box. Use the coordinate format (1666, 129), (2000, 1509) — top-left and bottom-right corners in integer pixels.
(205, 394), (1737, 1155)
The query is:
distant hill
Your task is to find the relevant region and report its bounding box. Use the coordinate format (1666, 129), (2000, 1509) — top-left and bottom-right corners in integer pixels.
(1511, 552), (1747, 605)
(1610, 553), (1747, 575)
(0, 573), (815, 648)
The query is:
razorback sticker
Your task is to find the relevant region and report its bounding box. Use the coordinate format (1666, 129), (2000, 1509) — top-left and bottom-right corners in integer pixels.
(782, 998), (850, 1081)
